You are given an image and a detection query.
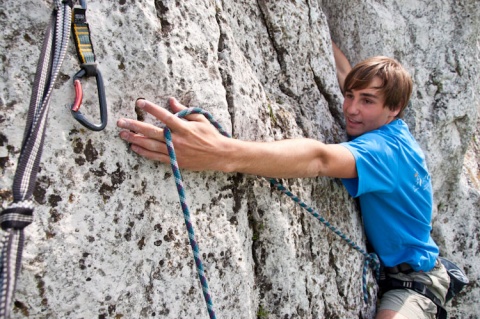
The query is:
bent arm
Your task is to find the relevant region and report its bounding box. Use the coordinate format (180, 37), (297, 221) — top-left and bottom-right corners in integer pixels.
(331, 41), (352, 92)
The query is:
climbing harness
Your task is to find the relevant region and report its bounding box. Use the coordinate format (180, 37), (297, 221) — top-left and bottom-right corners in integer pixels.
(382, 274), (448, 319)
(165, 108), (381, 318)
(70, 0), (108, 131)
(0, 1), (73, 318)
(380, 257), (469, 319)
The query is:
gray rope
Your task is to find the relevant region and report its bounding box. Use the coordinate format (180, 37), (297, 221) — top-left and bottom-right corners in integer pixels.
(0, 2), (72, 317)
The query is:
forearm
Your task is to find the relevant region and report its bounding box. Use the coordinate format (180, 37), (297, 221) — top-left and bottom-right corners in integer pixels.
(331, 41), (351, 92)
(219, 138), (334, 179)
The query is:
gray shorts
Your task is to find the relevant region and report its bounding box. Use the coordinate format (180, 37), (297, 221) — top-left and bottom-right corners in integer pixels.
(378, 259), (450, 319)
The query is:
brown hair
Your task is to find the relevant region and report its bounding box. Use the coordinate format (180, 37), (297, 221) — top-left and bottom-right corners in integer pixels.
(344, 56), (413, 118)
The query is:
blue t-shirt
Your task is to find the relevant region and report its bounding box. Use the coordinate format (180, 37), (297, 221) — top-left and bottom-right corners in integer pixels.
(341, 119), (438, 271)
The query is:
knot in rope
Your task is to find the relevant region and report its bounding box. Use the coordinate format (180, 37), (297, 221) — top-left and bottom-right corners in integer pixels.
(0, 201), (34, 231)
(0, 200), (35, 319)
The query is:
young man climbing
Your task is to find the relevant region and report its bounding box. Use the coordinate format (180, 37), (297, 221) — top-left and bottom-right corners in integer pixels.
(117, 42), (450, 318)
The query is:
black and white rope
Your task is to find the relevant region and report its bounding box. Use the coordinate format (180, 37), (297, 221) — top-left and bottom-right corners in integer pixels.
(0, 1), (72, 317)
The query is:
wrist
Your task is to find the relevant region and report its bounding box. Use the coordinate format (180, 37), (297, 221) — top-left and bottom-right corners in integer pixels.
(216, 138), (242, 174)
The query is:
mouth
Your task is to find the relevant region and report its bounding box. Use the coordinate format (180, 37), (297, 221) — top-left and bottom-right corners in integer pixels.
(347, 117), (362, 126)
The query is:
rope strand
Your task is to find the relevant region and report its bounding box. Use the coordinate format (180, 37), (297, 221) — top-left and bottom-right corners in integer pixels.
(165, 107), (380, 317)
(164, 107), (229, 319)
(0, 2), (72, 317)
(269, 178), (380, 302)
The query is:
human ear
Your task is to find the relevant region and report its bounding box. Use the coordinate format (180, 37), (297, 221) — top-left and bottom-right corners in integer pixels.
(388, 105), (401, 118)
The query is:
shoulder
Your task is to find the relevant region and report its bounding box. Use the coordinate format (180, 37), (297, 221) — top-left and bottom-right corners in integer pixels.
(349, 120), (408, 146)
(342, 120), (409, 163)
(344, 129), (391, 154)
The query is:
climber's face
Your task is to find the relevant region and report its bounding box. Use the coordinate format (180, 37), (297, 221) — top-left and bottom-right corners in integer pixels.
(342, 77), (400, 137)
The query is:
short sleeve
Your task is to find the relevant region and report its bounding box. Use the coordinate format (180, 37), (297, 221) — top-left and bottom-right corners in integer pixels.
(340, 133), (398, 197)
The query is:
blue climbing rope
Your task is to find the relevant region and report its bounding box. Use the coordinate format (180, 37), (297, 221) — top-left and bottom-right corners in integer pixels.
(164, 107), (380, 319)
(268, 179), (381, 302)
(164, 107), (230, 319)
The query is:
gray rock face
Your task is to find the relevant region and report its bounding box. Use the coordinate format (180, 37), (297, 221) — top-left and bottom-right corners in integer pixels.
(0, 0), (478, 318)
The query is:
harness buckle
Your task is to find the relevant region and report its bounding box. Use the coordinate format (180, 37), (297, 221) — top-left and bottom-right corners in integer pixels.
(70, 63), (108, 131)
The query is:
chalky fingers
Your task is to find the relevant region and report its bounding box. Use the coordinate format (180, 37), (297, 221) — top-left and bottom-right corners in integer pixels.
(119, 117), (167, 138)
(118, 130), (170, 161)
(139, 98), (210, 127)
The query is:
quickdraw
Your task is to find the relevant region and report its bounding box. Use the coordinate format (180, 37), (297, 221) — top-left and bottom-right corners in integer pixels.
(0, 1), (107, 317)
(70, 0), (108, 131)
(3, 2), (378, 318)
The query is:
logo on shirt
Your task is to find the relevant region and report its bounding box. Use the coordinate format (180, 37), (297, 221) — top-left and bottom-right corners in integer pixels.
(413, 170), (431, 192)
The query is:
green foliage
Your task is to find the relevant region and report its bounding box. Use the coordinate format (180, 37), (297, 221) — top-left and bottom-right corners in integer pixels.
(257, 304), (269, 319)
(267, 103), (277, 126)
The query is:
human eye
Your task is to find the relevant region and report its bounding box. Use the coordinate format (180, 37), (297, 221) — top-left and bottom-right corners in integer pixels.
(361, 97), (375, 105)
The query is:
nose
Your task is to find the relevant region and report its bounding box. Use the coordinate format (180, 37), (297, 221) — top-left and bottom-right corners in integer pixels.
(344, 98), (360, 115)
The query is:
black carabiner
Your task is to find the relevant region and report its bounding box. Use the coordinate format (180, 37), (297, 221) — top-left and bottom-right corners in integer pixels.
(70, 63), (108, 131)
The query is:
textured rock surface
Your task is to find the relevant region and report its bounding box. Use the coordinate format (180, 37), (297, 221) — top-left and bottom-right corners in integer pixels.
(0, 0), (478, 318)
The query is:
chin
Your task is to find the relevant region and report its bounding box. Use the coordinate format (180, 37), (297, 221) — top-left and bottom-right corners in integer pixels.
(346, 128), (360, 137)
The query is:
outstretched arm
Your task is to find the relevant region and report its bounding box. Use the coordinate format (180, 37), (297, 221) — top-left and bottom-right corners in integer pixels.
(117, 98), (357, 179)
(331, 41), (351, 92)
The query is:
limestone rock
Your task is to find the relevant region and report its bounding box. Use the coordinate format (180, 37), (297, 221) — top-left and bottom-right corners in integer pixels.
(0, 0), (478, 318)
